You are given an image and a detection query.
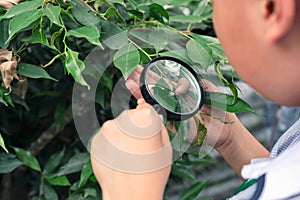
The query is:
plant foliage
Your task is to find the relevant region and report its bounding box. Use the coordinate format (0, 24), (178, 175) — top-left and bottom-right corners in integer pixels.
(0, 0), (254, 199)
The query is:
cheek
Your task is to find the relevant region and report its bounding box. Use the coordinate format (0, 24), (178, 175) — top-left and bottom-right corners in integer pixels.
(213, 1), (255, 58)
(213, 3), (259, 79)
(213, 4), (239, 59)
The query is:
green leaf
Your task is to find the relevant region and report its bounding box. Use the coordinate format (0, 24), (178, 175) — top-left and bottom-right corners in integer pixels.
(179, 181), (209, 200)
(148, 28), (168, 52)
(172, 119), (190, 153)
(171, 165), (197, 181)
(95, 85), (110, 109)
(13, 147), (41, 172)
(197, 122), (207, 146)
(129, 28), (151, 44)
(153, 79), (178, 112)
(159, 50), (193, 66)
(65, 48), (90, 89)
(70, 0), (101, 26)
(83, 188), (97, 197)
(140, 3), (169, 24)
(43, 4), (62, 27)
(106, 0), (126, 7)
(127, 9), (144, 19)
(151, 0), (169, 4)
(176, 152), (210, 166)
(191, 34), (227, 61)
(45, 174), (71, 186)
(54, 101), (67, 132)
(55, 152), (89, 176)
(102, 7), (117, 18)
(0, 0), (43, 20)
(42, 183), (58, 200)
(0, 153), (23, 173)
(128, 0), (146, 7)
(101, 21), (128, 50)
(67, 26), (103, 48)
(43, 148), (65, 175)
(113, 43), (140, 80)
(215, 63), (239, 105)
(192, 0), (211, 17)
(209, 43), (227, 61)
(167, 0), (190, 5)
(169, 15), (205, 23)
(0, 19), (9, 48)
(17, 63), (57, 82)
(67, 187), (98, 200)
(0, 86), (14, 107)
(50, 28), (63, 49)
(0, 133), (8, 153)
(0, 7), (4, 16)
(78, 160), (93, 188)
(99, 69), (113, 91)
(204, 92), (256, 114)
(6, 9), (42, 44)
(21, 29), (50, 47)
(186, 38), (212, 70)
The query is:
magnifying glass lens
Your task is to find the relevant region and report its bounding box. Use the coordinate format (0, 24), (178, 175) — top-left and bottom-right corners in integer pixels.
(142, 58), (203, 120)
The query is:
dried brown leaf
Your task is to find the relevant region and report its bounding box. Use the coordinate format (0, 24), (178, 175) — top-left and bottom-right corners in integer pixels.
(0, 60), (19, 88)
(0, 49), (13, 62)
(13, 75), (27, 99)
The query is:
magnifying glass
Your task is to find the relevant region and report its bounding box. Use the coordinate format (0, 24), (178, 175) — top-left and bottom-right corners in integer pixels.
(140, 56), (205, 121)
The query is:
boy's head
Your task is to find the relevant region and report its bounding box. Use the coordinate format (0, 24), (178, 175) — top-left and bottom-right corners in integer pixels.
(213, 0), (300, 106)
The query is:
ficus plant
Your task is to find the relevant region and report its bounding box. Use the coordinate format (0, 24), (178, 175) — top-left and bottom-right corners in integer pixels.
(0, 0), (255, 199)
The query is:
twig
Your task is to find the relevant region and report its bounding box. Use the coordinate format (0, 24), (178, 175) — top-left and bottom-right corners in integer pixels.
(28, 106), (73, 156)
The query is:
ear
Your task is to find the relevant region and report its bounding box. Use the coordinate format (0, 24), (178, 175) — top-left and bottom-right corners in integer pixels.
(262, 0), (296, 44)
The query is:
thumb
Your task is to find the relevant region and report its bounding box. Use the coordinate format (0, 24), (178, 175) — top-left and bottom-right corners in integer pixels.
(126, 103), (162, 131)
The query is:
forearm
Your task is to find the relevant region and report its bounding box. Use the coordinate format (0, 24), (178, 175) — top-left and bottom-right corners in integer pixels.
(216, 115), (270, 179)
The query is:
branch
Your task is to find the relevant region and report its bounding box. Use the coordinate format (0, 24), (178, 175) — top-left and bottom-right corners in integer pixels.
(28, 106), (73, 156)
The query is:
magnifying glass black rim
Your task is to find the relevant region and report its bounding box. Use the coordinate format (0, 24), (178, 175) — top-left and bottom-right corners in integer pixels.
(140, 56), (205, 121)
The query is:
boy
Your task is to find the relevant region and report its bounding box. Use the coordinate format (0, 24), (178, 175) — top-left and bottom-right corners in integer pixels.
(91, 0), (300, 199)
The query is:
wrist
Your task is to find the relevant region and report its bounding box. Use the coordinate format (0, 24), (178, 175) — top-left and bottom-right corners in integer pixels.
(214, 113), (239, 151)
(214, 114), (270, 178)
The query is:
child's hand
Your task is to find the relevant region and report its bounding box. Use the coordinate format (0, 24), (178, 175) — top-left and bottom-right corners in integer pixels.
(90, 103), (172, 200)
(125, 65), (236, 150)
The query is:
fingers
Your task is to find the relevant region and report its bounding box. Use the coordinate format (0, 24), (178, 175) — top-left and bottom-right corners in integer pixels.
(175, 78), (190, 95)
(0, 0), (18, 9)
(126, 65), (144, 99)
(125, 79), (142, 99)
(127, 65), (143, 83)
(201, 79), (220, 92)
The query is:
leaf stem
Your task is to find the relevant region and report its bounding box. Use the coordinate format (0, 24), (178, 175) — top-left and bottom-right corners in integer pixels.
(128, 38), (152, 61)
(42, 53), (65, 68)
(199, 112), (235, 124)
(15, 43), (26, 54)
(144, 20), (193, 40)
